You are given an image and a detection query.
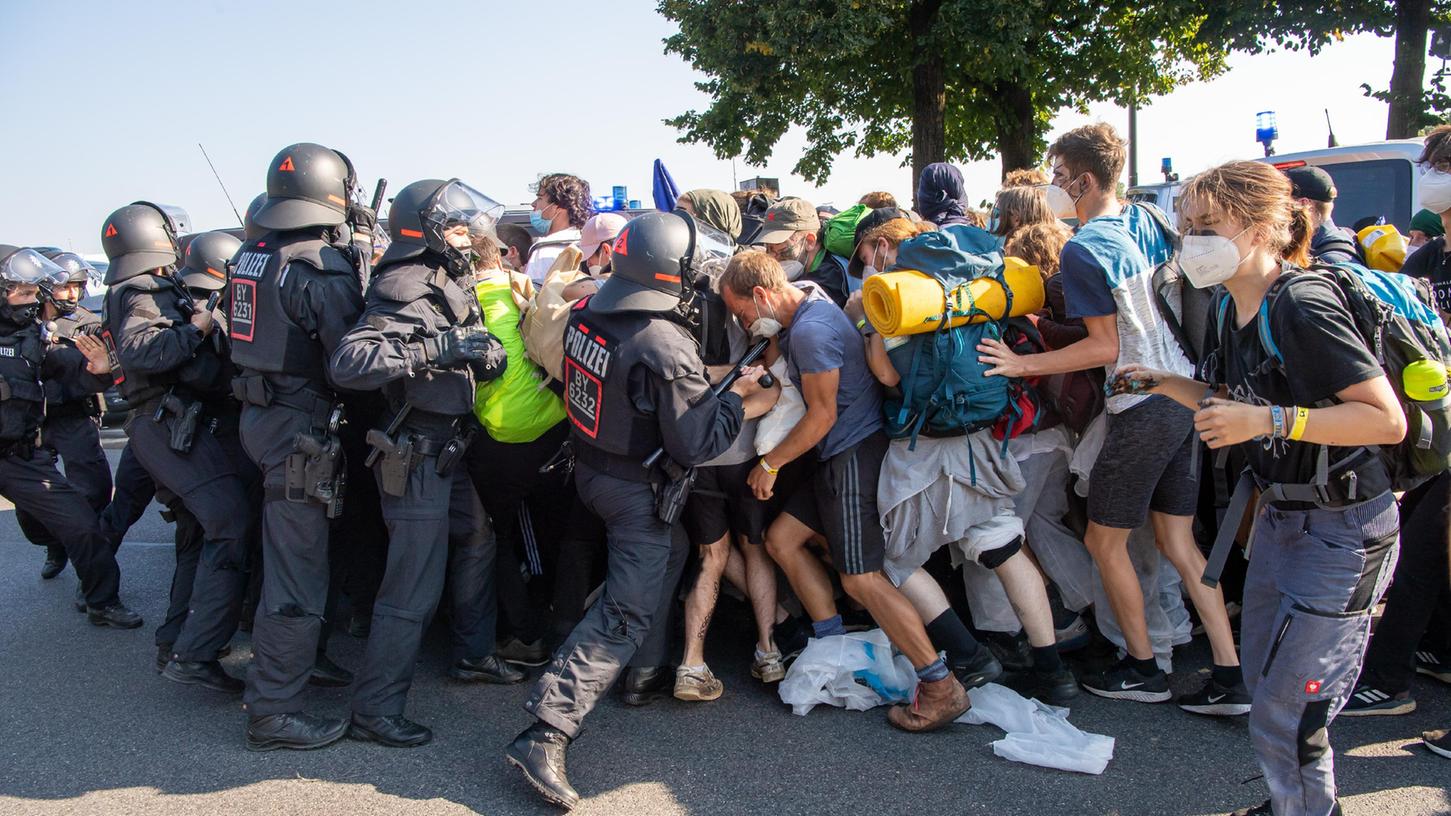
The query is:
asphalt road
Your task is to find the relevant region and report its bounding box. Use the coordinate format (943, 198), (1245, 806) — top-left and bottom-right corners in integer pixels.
(1, 438), (1448, 816)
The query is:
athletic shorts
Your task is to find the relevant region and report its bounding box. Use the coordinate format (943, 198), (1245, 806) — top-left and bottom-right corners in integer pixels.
(782, 431), (889, 576)
(683, 458), (813, 548)
(1088, 396), (1198, 529)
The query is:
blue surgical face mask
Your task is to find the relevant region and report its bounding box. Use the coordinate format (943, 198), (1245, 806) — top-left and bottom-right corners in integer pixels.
(530, 206), (553, 234)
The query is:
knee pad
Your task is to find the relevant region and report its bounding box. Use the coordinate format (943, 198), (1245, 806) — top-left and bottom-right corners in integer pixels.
(979, 536), (1024, 570)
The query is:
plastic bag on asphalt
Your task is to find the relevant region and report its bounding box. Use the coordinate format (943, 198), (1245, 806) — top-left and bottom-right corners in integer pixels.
(956, 683), (1115, 774)
(778, 629), (916, 716)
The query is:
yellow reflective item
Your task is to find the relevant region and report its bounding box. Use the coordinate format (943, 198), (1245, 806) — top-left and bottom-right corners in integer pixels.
(862, 257), (1046, 337)
(1356, 224), (1408, 273)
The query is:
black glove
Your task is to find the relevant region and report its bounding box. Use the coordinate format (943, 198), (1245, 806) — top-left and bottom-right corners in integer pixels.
(347, 202), (378, 234)
(464, 331), (508, 383)
(423, 327), (505, 374)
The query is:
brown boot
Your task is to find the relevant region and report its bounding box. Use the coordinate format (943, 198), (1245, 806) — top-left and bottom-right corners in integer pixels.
(887, 675), (970, 732)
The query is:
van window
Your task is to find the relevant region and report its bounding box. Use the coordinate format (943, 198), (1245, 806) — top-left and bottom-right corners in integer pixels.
(1319, 159), (1413, 233)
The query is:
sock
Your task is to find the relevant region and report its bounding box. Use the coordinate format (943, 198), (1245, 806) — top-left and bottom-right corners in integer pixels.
(1130, 656), (1160, 677)
(812, 615), (845, 638)
(925, 610), (981, 665)
(916, 656), (950, 683)
(1212, 664), (1243, 688)
(1031, 644), (1062, 673)
(678, 664), (706, 674)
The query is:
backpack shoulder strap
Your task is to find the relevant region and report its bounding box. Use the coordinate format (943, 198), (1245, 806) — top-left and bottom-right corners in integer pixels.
(1133, 202), (1181, 256)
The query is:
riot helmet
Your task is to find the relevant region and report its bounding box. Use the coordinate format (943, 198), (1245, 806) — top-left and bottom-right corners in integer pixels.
(0, 245), (67, 326)
(378, 178), (504, 276)
(100, 201), (181, 284)
(179, 231), (242, 293)
(592, 210), (727, 315)
(37, 250), (96, 316)
(243, 193), (268, 240)
(252, 143), (357, 231)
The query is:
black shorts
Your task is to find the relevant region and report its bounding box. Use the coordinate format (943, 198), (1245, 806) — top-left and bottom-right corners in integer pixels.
(682, 457), (812, 547)
(781, 432), (889, 576)
(1088, 396), (1199, 529)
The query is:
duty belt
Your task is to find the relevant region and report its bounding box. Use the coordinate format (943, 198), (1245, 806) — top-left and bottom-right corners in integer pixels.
(232, 375), (335, 429)
(573, 442), (657, 484)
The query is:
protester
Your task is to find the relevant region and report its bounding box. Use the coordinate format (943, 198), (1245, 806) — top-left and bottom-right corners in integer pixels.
(524, 173), (593, 284)
(916, 162), (973, 228)
(676, 188), (743, 240)
(977, 123), (1245, 712)
(1118, 158), (1405, 816)
(753, 197), (850, 306)
(858, 191), (898, 209)
(1409, 207), (1445, 250)
(1285, 166), (1362, 265)
(497, 222), (535, 275)
(1403, 125), (1451, 314)
(991, 185), (1056, 240)
(719, 250), (974, 732)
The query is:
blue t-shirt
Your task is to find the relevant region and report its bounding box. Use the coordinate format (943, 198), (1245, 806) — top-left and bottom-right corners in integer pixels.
(1056, 203), (1193, 412)
(779, 295), (884, 459)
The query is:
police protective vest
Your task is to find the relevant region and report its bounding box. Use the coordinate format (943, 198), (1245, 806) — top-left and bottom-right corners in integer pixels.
(103, 274), (230, 406)
(229, 234), (357, 387)
(562, 299), (700, 461)
(0, 325), (49, 443)
(371, 259), (482, 421)
(46, 306), (104, 415)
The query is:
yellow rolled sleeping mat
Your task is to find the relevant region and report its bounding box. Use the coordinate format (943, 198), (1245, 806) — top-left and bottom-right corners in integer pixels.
(863, 256), (1046, 337)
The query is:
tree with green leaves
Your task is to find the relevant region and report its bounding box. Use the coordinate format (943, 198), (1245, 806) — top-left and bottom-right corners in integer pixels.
(658, 0), (1228, 201)
(1199, 0), (1451, 139)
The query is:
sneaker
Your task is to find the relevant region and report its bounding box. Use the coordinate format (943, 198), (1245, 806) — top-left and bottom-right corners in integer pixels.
(751, 650), (786, 684)
(1415, 649), (1451, 684)
(984, 630), (1032, 673)
(1177, 676), (1252, 717)
(496, 637), (550, 667)
(1054, 614), (1092, 653)
(673, 666), (723, 702)
(1003, 664), (1080, 707)
(1340, 684), (1416, 717)
(772, 617), (809, 662)
(950, 644), (1004, 690)
(1080, 659), (1171, 703)
(1424, 728), (1451, 760)
(1227, 801), (1272, 816)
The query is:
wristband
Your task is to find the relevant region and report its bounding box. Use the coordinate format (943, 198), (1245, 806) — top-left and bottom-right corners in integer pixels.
(856, 317), (875, 337)
(758, 457), (779, 475)
(1269, 405), (1285, 440)
(1288, 406), (1309, 441)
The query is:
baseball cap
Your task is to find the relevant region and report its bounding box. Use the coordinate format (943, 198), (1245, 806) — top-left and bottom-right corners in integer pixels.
(578, 212), (629, 260)
(847, 207), (911, 278)
(1285, 166), (1336, 203)
(754, 198), (821, 245)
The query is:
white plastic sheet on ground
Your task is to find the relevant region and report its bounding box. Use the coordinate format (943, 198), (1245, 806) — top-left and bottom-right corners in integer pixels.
(779, 630), (1114, 775)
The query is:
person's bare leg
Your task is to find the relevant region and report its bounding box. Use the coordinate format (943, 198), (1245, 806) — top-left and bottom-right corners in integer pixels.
(681, 538), (729, 668)
(738, 538), (779, 653)
(896, 568), (951, 620)
(840, 571), (936, 667)
(1084, 521), (1154, 660)
(1151, 512), (1240, 667)
(765, 514), (837, 623)
(994, 552), (1056, 648)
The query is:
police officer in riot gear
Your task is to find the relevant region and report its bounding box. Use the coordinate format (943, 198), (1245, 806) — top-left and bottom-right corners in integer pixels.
(505, 211), (763, 810)
(243, 193), (267, 241)
(0, 245), (139, 628)
(177, 231), (240, 298)
(22, 250), (110, 580)
(101, 202), (256, 692)
(330, 178), (510, 748)
(231, 143), (376, 752)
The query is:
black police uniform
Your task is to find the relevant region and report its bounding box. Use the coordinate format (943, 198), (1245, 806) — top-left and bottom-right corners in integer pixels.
(104, 270), (256, 665)
(17, 306), (112, 565)
(230, 231), (367, 716)
(329, 252), (499, 725)
(524, 298), (745, 737)
(0, 311), (128, 614)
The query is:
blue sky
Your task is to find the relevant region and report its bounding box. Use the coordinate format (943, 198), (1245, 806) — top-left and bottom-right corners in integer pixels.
(1, 1), (1438, 252)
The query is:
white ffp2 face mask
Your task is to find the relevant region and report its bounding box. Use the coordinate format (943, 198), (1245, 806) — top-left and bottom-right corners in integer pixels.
(1180, 230), (1249, 288)
(779, 260), (806, 281)
(1419, 167), (1451, 214)
(1041, 183), (1077, 220)
(749, 292), (783, 338)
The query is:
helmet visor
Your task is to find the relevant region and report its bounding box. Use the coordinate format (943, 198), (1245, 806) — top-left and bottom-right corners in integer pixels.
(47, 252), (97, 284)
(433, 180), (505, 235)
(689, 217), (737, 283)
(1, 248), (69, 286)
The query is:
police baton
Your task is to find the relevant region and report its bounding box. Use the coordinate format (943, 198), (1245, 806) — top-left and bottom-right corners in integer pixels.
(642, 337), (776, 470)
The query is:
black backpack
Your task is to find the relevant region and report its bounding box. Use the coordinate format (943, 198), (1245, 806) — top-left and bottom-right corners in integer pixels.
(1135, 202), (1215, 368)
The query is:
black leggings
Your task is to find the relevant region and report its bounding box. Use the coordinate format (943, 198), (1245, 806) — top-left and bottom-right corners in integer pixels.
(1359, 472), (1451, 693)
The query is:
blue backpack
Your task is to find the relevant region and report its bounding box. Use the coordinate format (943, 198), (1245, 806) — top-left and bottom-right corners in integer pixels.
(1214, 261), (1451, 492)
(882, 226), (1017, 448)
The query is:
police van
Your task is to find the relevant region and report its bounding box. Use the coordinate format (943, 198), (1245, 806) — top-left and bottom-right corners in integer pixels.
(1126, 140), (1424, 232)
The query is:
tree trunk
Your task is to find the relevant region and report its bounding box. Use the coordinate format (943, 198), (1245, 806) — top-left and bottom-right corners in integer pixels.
(1387, 0), (1431, 139)
(909, 0), (946, 212)
(994, 81), (1036, 178)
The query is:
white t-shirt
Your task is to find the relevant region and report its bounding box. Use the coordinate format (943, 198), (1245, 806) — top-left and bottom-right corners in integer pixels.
(524, 227), (581, 285)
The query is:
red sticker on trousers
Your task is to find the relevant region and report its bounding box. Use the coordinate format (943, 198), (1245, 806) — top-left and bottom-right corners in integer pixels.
(1305, 679), (1322, 695)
